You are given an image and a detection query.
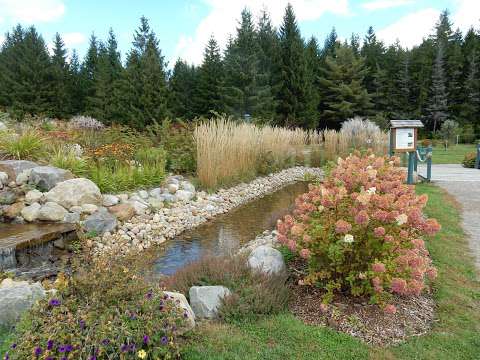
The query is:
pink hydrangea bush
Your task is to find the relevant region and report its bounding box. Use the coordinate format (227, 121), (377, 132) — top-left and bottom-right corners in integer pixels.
(277, 152), (440, 311)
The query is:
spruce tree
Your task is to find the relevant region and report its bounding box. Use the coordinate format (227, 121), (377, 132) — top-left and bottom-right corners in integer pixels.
(0, 25), (53, 117)
(322, 27), (339, 60)
(67, 50), (84, 115)
(50, 33), (70, 117)
(361, 26), (385, 94)
(318, 45), (372, 127)
(461, 50), (480, 131)
(81, 33), (100, 114)
(197, 36), (224, 117)
(276, 4), (309, 126)
(169, 59), (199, 119)
(303, 37), (321, 128)
(427, 42), (449, 132)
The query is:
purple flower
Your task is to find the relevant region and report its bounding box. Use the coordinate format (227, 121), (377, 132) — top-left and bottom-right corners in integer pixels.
(184, 311), (189, 318)
(145, 290), (153, 300)
(79, 320), (86, 329)
(128, 343), (136, 352)
(4, 352), (9, 360)
(159, 305), (164, 311)
(10, 344), (16, 350)
(34, 347), (42, 357)
(163, 294), (168, 300)
(47, 340), (54, 350)
(49, 299), (61, 307)
(58, 345), (67, 353)
(143, 335), (150, 344)
(89, 357), (97, 360)
(65, 345), (73, 352)
(161, 336), (168, 345)
(101, 339), (110, 346)
(61, 357), (68, 360)
(120, 344), (128, 352)
(46, 357), (54, 360)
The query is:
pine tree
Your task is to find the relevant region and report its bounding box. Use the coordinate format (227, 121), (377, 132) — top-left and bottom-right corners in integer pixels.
(461, 50), (480, 131)
(197, 36), (224, 117)
(303, 37), (321, 128)
(116, 16), (169, 127)
(318, 45), (372, 127)
(322, 27), (339, 60)
(81, 33), (100, 114)
(50, 33), (70, 117)
(427, 42), (449, 132)
(276, 4), (309, 126)
(0, 25), (53, 117)
(447, 29), (464, 120)
(169, 59), (199, 119)
(361, 26), (385, 95)
(67, 49), (84, 115)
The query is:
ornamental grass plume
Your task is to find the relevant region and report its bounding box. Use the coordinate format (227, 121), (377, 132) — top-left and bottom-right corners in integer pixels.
(277, 151), (440, 309)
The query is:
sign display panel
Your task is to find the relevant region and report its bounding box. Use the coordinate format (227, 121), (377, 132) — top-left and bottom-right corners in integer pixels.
(395, 128), (415, 150)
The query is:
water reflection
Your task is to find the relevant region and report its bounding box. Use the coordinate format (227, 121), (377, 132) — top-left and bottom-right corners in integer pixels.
(153, 181), (308, 275)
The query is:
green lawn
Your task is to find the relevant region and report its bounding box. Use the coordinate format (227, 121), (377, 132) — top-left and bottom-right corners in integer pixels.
(181, 184), (480, 359)
(431, 144), (477, 164)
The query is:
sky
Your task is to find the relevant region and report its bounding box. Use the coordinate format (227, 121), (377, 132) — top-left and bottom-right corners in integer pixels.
(0, 0), (479, 66)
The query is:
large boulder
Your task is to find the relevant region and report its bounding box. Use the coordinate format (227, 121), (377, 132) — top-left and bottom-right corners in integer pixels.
(108, 203), (135, 221)
(102, 194), (119, 207)
(45, 178), (101, 208)
(164, 291), (195, 332)
(0, 278), (46, 327)
(25, 189), (44, 204)
(37, 202), (68, 222)
(29, 166), (74, 191)
(0, 171), (8, 185)
(0, 160), (37, 181)
(180, 181), (195, 193)
(188, 286), (231, 319)
(0, 190), (16, 205)
(21, 202), (42, 222)
(4, 202), (25, 218)
(247, 245), (286, 275)
(175, 190), (194, 202)
(83, 208), (117, 234)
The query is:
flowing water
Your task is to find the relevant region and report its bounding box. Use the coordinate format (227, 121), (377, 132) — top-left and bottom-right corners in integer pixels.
(153, 181), (308, 275)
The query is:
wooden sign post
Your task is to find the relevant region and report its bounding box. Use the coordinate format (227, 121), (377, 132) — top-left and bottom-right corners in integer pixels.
(389, 120), (424, 184)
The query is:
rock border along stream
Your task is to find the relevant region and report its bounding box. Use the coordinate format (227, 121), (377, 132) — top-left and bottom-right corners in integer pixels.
(91, 167), (323, 255)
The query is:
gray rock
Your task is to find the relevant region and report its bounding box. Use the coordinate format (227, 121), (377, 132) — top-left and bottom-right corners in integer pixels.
(0, 171), (8, 185)
(149, 187), (163, 198)
(0, 190), (16, 205)
(164, 291), (195, 331)
(25, 189), (44, 204)
(138, 190), (149, 199)
(129, 200), (149, 215)
(15, 169), (32, 185)
(45, 178), (101, 208)
(21, 202), (41, 222)
(81, 203), (98, 214)
(167, 183), (179, 194)
(108, 203), (135, 221)
(180, 181), (195, 193)
(29, 166), (74, 191)
(0, 160), (38, 181)
(188, 285), (231, 319)
(83, 208), (117, 234)
(148, 197), (164, 210)
(37, 202), (68, 222)
(247, 245), (286, 275)
(0, 121), (6, 131)
(176, 190), (194, 202)
(160, 193), (177, 203)
(0, 278), (46, 327)
(102, 194), (119, 207)
(63, 212), (80, 224)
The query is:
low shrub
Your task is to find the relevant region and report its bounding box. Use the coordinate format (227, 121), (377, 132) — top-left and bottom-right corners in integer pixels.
(0, 129), (46, 160)
(163, 255), (289, 323)
(68, 115), (105, 130)
(462, 152), (477, 168)
(277, 152), (440, 312)
(5, 250), (186, 359)
(49, 145), (89, 176)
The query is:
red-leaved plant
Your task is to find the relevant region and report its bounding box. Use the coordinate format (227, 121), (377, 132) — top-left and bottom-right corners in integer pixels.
(277, 151), (440, 313)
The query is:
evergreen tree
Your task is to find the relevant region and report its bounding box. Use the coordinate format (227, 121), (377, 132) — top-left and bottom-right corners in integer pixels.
(322, 27), (339, 60)
(0, 25), (53, 117)
(318, 45), (372, 127)
(427, 42), (449, 132)
(197, 36), (224, 117)
(81, 33), (100, 113)
(303, 37), (321, 128)
(276, 4), (309, 126)
(461, 50), (480, 131)
(116, 16), (169, 127)
(169, 59), (199, 119)
(67, 49), (84, 115)
(361, 26), (385, 94)
(50, 33), (70, 117)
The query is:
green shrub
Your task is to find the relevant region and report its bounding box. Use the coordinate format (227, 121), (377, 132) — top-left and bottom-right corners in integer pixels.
(0, 129), (46, 160)
(5, 251), (186, 359)
(147, 119), (196, 174)
(163, 255), (289, 323)
(462, 152), (477, 168)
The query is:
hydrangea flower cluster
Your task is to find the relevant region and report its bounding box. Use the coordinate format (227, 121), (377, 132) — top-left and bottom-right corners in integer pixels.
(277, 151), (441, 311)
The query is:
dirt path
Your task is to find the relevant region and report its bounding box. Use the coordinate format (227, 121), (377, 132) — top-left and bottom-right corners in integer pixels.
(419, 164), (480, 269)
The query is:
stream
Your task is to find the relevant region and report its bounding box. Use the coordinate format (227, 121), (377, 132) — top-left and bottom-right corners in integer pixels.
(153, 181), (308, 275)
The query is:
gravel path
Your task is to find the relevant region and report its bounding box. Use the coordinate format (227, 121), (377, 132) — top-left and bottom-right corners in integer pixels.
(419, 164), (480, 269)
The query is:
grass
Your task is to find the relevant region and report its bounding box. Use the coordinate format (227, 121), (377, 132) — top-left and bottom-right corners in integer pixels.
(181, 183), (480, 359)
(431, 144), (477, 164)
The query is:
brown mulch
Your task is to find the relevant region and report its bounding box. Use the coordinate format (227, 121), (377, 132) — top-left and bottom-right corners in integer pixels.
(287, 258), (436, 346)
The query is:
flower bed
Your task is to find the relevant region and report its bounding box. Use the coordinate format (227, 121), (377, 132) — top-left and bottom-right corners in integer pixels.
(277, 152), (440, 312)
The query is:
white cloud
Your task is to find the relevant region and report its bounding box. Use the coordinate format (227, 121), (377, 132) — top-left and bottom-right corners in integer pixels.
(0, 34), (4, 45)
(62, 32), (86, 48)
(378, 0), (480, 49)
(362, 0), (413, 11)
(378, 8), (440, 48)
(175, 0), (349, 65)
(0, 0), (65, 23)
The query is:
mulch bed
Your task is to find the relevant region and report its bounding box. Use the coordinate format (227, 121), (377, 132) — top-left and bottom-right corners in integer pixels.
(287, 258), (436, 346)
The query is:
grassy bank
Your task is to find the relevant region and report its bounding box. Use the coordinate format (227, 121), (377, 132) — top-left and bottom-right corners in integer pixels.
(431, 144), (476, 164)
(181, 184), (480, 359)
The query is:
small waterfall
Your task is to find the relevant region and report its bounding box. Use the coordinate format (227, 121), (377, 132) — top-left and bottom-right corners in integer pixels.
(0, 246), (16, 270)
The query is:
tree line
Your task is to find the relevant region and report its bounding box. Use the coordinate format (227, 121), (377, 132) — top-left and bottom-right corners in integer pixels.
(0, 4), (479, 135)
